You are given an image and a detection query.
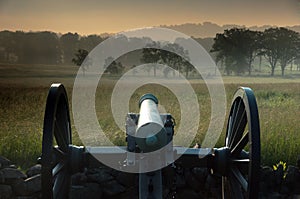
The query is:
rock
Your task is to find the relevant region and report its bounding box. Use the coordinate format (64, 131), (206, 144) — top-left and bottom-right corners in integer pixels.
(72, 172), (87, 186)
(13, 174), (41, 196)
(260, 166), (275, 191)
(12, 179), (27, 196)
(210, 186), (222, 199)
(175, 173), (186, 188)
(15, 196), (41, 199)
(279, 183), (290, 195)
(184, 169), (202, 192)
(109, 186), (138, 199)
(0, 156), (11, 169)
(101, 180), (126, 196)
(176, 188), (204, 199)
(70, 183), (102, 199)
(0, 170), (4, 183)
(8, 165), (17, 169)
(115, 172), (137, 187)
(0, 184), (13, 199)
(1, 167), (27, 184)
(274, 164), (284, 186)
(25, 174), (41, 194)
(284, 165), (300, 194)
(192, 167), (208, 185)
(86, 168), (113, 184)
(294, 182), (300, 194)
(285, 166), (300, 184)
(266, 192), (283, 199)
(205, 174), (218, 190)
(26, 165), (41, 178)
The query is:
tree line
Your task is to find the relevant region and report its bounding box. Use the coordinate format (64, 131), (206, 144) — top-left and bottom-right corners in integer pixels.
(211, 27), (300, 76)
(1, 27), (300, 77)
(0, 31), (104, 65)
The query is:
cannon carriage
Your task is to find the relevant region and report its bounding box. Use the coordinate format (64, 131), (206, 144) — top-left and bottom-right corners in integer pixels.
(40, 83), (260, 199)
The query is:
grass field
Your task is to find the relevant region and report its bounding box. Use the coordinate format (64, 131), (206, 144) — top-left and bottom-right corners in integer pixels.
(0, 63), (299, 169)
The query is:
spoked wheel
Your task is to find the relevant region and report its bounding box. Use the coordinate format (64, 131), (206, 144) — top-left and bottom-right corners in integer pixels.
(41, 83), (72, 199)
(222, 87), (261, 199)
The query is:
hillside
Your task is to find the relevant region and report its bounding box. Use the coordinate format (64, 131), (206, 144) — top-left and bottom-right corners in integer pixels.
(161, 21), (300, 38)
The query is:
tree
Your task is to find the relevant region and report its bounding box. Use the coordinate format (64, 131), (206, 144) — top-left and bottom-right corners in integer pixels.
(72, 49), (91, 75)
(161, 43), (191, 77)
(260, 27), (300, 76)
(78, 35), (103, 52)
(141, 42), (191, 77)
(141, 42), (161, 76)
(277, 28), (299, 76)
(211, 28), (261, 75)
(60, 32), (79, 64)
(104, 56), (124, 75)
(0, 30), (61, 64)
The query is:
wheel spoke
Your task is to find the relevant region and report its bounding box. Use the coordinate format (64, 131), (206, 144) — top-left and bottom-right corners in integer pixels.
(52, 161), (65, 177)
(229, 109), (247, 149)
(53, 146), (67, 160)
(231, 166), (248, 192)
(226, 116), (233, 147)
(227, 171), (244, 199)
(231, 158), (250, 164)
(230, 131), (249, 157)
(53, 170), (70, 199)
(222, 177), (225, 199)
(228, 100), (239, 146)
(229, 101), (246, 149)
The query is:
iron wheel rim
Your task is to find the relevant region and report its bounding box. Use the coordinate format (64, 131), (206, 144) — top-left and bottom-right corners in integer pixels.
(41, 83), (72, 199)
(222, 87), (261, 199)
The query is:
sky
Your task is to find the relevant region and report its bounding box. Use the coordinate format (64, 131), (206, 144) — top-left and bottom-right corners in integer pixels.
(0, 0), (299, 35)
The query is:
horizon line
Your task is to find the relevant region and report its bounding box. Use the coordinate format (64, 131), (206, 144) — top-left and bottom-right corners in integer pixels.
(1, 21), (300, 37)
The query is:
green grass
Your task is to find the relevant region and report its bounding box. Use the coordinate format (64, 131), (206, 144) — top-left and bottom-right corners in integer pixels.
(0, 64), (299, 169)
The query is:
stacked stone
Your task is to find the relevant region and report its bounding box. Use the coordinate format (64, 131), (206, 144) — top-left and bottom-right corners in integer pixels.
(0, 156), (41, 199)
(70, 166), (217, 199)
(70, 161), (300, 199)
(1, 154), (300, 198)
(259, 163), (300, 198)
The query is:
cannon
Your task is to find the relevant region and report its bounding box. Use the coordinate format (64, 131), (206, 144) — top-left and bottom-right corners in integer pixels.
(40, 83), (260, 199)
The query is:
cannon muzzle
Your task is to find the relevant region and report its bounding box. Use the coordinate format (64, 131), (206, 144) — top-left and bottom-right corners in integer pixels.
(135, 94), (167, 152)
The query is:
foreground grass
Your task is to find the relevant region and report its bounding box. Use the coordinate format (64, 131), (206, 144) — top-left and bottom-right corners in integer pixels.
(0, 76), (299, 168)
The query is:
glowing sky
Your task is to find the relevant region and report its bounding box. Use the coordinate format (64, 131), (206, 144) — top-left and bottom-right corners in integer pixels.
(0, 0), (299, 35)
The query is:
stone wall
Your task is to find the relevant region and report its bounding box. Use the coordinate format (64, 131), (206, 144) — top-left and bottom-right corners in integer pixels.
(0, 156), (41, 199)
(1, 155), (300, 199)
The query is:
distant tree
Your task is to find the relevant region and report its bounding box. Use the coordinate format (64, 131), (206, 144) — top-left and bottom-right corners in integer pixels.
(277, 28), (299, 76)
(60, 32), (79, 64)
(0, 31), (60, 64)
(141, 42), (161, 76)
(161, 43), (191, 77)
(21, 31), (60, 64)
(72, 49), (91, 75)
(104, 56), (124, 75)
(260, 27), (300, 76)
(141, 42), (191, 77)
(295, 57), (300, 71)
(0, 31), (16, 62)
(78, 35), (103, 52)
(211, 28), (261, 75)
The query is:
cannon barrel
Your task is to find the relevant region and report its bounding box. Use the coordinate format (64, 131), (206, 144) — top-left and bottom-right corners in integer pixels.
(135, 94), (167, 152)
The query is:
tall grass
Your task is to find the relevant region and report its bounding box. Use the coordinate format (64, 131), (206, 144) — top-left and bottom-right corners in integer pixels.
(0, 81), (299, 169)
